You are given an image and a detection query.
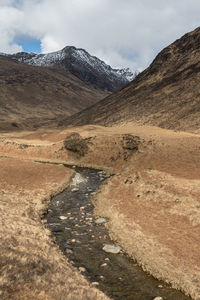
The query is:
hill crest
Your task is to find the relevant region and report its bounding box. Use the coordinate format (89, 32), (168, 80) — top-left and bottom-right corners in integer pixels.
(60, 27), (200, 134)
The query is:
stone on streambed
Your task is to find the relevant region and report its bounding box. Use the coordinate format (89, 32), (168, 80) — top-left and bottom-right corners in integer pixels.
(102, 244), (121, 254)
(71, 187), (79, 192)
(101, 263), (108, 267)
(95, 218), (107, 224)
(91, 282), (99, 286)
(65, 249), (73, 254)
(79, 267), (86, 272)
(59, 216), (67, 220)
(153, 297), (163, 300)
(71, 172), (87, 185)
(86, 217), (93, 221)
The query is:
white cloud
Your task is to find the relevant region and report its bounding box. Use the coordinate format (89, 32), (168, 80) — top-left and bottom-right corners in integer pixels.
(0, 4), (23, 53)
(0, 0), (200, 69)
(0, 0), (15, 5)
(41, 35), (62, 53)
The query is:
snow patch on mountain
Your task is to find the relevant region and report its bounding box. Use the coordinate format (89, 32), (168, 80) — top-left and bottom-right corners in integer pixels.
(12, 47), (136, 81)
(4, 46), (137, 91)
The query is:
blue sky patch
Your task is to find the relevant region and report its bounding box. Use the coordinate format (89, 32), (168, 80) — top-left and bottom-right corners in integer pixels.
(14, 36), (41, 53)
(13, 0), (23, 8)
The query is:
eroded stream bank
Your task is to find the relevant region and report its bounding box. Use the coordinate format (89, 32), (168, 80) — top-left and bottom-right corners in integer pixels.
(45, 168), (190, 300)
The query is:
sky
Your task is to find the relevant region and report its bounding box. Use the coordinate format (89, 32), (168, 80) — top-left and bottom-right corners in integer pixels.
(0, 0), (200, 71)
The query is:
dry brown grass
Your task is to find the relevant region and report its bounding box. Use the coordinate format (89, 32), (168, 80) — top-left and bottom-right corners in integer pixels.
(0, 157), (109, 300)
(0, 123), (200, 299)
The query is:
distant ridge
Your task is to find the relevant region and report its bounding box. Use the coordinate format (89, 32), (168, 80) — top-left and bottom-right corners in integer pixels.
(5, 46), (136, 92)
(59, 27), (200, 133)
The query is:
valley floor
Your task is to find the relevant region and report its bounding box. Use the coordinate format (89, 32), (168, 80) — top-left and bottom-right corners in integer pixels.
(0, 123), (200, 299)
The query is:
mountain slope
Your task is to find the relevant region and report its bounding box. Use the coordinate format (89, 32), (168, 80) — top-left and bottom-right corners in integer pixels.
(0, 55), (109, 131)
(60, 27), (200, 133)
(8, 46), (136, 92)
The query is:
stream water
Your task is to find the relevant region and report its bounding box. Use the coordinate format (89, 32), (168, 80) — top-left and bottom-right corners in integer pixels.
(45, 168), (190, 300)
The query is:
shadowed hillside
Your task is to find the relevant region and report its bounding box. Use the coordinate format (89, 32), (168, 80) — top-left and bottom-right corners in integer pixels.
(60, 27), (200, 133)
(0, 56), (109, 131)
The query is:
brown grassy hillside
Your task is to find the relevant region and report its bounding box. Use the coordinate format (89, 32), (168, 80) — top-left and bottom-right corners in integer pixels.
(0, 124), (200, 299)
(0, 56), (109, 132)
(61, 27), (200, 134)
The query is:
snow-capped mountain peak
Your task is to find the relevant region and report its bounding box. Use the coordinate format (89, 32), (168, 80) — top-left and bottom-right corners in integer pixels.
(4, 46), (137, 92)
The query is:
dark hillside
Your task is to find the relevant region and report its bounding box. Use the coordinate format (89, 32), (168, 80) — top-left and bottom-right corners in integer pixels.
(0, 56), (108, 131)
(60, 27), (200, 133)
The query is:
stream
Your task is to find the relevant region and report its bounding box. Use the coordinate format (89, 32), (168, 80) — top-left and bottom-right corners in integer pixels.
(45, 167), (190, 300)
